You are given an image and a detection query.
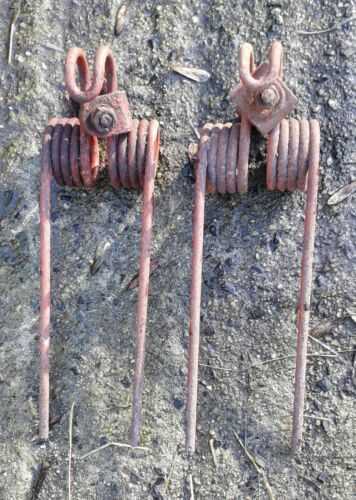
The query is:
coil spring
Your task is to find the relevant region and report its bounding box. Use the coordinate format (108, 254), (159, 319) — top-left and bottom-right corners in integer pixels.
(107, 119), (160, 190)
(198, 118), (317, 194)
(199, 118), (251, 194)
(42, 117), (160, 191)
(43, 118), (99, 188)
(266, 118), (312, 193)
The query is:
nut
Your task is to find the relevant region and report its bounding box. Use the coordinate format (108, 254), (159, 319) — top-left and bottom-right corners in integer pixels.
(90, 105), (117, 134)
(259, 86), (280, 107)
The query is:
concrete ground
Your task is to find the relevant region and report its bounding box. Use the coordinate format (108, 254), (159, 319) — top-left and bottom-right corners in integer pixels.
(0, 0), (355, 498)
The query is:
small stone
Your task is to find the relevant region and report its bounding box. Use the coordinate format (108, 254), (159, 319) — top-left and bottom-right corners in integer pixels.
(271, 8), (284, 24)
(317, 472), (329, 483)
(327, 99), (338, 111)
(173, 397), (184, 410)
(70, 365), (80, 375)
(208, 221), (219, 236)
(120, 376), (130, 388)
(316, 377), (332, 392)
(311, 104), (321, 113)
(99, 436), (108, 446)
(316, 274), (327, 288)
(341, 45), (356, 58)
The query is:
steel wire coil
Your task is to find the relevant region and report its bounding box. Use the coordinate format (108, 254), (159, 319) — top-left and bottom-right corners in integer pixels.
(196, 117), (316, 195)
(42, 117), (100, 189)
(107, 118), (160, 190)
(266, 118), (311, 193)
(198, 119), (251, 194)
(42, 117), (160, 191)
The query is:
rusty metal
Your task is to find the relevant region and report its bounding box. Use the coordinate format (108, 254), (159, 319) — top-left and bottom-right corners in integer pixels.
(186, 41), (320, 455)
(230, 41), (297, 136)
(65, 46), (132, 137)
(39, 47), (160, 443)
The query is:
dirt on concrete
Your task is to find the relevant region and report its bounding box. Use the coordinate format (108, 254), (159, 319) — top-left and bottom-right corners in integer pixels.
(0, 0), (355, 498)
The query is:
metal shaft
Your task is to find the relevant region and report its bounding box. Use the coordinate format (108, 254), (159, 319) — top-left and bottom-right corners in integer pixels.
(39, 129), (52, 440)
(292, 119), (320, 452)
(186, 142), (208, 454)
(130, 124), (159, 446)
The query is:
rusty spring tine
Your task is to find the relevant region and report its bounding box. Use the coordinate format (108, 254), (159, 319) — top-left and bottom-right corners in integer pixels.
(186, 135), (209, 455)
(65, 46), (118, 103)
(39, 126), (52, 440)
(39, 118), (100, 440)
(39, 116), (160, 441)
(187, 117), (320, 452)
(292, 119), (320, 452)
(186, 122), (249, 453)
(130, 120), (160, 446)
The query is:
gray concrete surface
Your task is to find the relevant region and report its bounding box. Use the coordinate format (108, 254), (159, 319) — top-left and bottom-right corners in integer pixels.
(0, 0), (355, 498)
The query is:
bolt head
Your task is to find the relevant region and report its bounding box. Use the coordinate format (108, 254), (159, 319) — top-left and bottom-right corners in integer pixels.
(99, 112), (114, 130)
(90, 106), (117, 135)
(259, 86), (280, 107)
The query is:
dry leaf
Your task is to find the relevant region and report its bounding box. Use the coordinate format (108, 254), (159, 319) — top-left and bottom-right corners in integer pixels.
(90, 240), (111, 275)
(327, 181), (356, 205)
(115, 5), (127, 36)
(172, 65), (210, 83)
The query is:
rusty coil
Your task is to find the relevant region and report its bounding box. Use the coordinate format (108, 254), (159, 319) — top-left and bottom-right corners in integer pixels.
(196, 117), (316, 195)
(266, 118), (312, 192)
(42, 118), (99, 188)
(42, 117), (160, 191)
(198, 118), (251, 194)
(107, 119), (160, 190)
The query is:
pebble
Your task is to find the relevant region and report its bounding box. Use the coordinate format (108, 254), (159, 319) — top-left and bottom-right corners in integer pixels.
(208, 221), (219, 237)
(328, 99), (338, 111)
(317, 471), (329, 483)
(99, 436), (108, 446)
(341, 45), (356, 58)
(316, 377), (332, 392)
(173, 397), (184, 410)
(311, 104), (321, 113)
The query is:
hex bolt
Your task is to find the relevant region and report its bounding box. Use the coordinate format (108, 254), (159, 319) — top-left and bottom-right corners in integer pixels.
(260, 86), (280, 107)
(91, 106), (117, 134)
